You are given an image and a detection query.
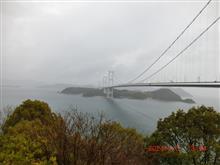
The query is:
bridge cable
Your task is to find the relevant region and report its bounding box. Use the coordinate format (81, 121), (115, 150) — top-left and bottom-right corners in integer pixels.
(128, 0), (212, 83)
(140, 16), (220, 83)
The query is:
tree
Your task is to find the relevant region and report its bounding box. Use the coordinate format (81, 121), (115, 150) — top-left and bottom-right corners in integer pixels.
(53, 109), (150, 165)
(2, 100), (58, 132)
(98, 122), (147, 164)
(0, 100), (59, 165)
(145, 106), (220, 165)
(0, 120), (57, 165)
(1, 100), (152, 165)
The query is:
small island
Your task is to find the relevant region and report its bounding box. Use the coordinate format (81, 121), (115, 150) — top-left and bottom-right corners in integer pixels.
(61, 87), (195, 104)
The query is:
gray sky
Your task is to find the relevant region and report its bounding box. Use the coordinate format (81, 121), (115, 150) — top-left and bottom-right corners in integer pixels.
(2, 0), (220, 86)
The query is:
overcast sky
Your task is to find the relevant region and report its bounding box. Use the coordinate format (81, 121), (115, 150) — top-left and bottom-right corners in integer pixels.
(1, 0), (220, 86)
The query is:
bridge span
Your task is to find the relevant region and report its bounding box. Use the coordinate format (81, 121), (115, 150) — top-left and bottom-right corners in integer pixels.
(111, 82), (220, 88)
(102, 81), (220, 98)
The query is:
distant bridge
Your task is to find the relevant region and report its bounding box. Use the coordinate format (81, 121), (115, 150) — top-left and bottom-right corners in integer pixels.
(101, 0), (220, 98)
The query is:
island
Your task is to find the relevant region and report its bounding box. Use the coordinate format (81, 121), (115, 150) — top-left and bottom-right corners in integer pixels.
(61, 87), (195, 104)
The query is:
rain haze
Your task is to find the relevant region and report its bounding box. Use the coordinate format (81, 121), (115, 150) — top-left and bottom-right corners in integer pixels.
(2, 0), (219, 84)
(1, 2), (220, 164)
(0, 0), (220, 133)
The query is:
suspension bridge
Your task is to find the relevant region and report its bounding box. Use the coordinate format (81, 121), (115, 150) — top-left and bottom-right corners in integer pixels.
(102, 0), (220, 98)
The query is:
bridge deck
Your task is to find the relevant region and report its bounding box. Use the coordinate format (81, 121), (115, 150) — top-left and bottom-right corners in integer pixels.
(110, 82), (220, 88)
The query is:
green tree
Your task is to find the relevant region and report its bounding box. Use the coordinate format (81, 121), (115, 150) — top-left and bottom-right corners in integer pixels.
(145, 106), (220, 165)
(2, 99), (57, 133)
(0, 121), (57, 165)
(0, 100), (59, 165)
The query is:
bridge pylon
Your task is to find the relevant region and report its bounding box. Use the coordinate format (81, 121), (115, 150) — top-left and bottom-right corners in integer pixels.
(106, 87), (114, 98)
(103, 71), (114, 99)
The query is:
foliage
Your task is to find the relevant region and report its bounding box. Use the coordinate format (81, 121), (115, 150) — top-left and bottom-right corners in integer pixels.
(1, 99), (219, 165)
(145, 106), (220, 165)
(0, 100), (59, 165)
(0, 133), (57, 165)
(49, 110), (149, 164)
(0, 100), (149, 165)
(2, 99), (57, 133)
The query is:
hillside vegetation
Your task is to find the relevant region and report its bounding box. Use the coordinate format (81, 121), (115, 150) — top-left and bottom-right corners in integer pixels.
(0, 100), (219, 165)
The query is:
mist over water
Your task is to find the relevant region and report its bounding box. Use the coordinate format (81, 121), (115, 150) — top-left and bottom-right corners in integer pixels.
(2, 86), (219, 134)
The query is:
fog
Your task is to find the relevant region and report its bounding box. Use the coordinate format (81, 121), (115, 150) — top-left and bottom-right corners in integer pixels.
(1, 0), (220, 97)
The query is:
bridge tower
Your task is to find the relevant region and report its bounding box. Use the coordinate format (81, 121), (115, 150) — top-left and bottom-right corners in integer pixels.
(103, 76), (108, 95)
(103, 71), (114, 98)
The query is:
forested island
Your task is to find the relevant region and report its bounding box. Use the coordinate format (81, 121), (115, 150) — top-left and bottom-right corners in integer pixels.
(61, 87), (195, 103)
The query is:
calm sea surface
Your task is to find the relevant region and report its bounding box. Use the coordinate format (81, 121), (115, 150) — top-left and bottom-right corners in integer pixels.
(1, 87), (219, 134)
